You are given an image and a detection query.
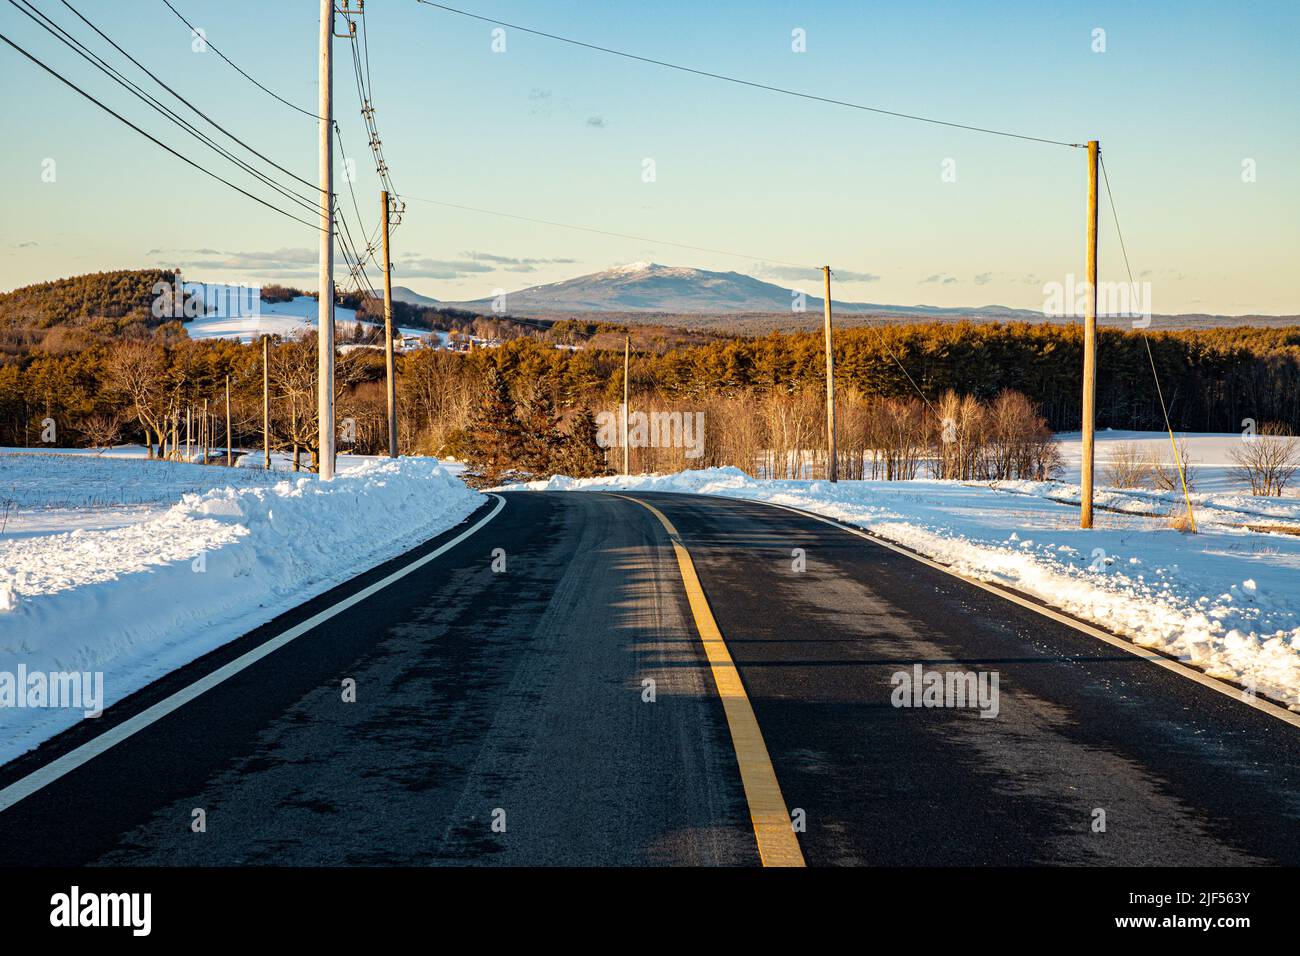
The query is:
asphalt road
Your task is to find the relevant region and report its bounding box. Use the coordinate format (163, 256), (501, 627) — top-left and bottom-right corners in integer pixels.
(1, 490), (1298, 866)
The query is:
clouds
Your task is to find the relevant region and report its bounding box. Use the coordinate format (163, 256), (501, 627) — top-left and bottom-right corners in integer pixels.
(393, 251), (577, 280)
(756, 264), (881, 284)
(922, 272), (1015, 286)
(150, 247), (575, 282)
(586, 116), (606, 128)
(153, 247), (317, 276)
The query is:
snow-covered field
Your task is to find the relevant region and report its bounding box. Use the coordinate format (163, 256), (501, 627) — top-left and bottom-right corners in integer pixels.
(0, 453), (482, 763)
(509, 459), (1300, 712)
(1057, 428), (1277, 495)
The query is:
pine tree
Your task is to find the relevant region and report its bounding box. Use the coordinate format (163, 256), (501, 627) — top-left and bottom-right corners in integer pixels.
(465, 366), (524, 483)
(556, 405), (608, 478)
(517, 389), (565, 476)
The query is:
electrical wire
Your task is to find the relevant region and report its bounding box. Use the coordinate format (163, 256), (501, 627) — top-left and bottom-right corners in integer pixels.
(10, 0), (321, 218)
(414, 0), (1085, 149)
(159, 0), (326, 122)
(53, 0), (316, 190)
(1099, 151), (1197, 530)
(0, 30), (324, 231)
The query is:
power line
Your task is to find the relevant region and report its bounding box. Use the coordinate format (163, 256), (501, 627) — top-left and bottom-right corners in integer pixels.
(1099, 151), (1197, 528)
(55, 0), (317, 190)
(414, 0), (1085, 149)
(159, 0), (326, 122)
(0, 30), (323, 231)
(343, 4), (399, 201)
(9, 0), (320, 219)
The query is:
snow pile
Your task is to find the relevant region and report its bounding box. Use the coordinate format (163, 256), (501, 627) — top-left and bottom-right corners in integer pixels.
(509, 468), (1300, 709)
(0, 457), (481, 762)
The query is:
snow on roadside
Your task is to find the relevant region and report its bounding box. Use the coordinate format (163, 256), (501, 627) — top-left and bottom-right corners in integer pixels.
(508, 468), (1300, 710)
(0, 456), (482, 763)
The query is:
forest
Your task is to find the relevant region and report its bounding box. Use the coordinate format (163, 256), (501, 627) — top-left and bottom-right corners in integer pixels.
(1, 270), (1297, 481)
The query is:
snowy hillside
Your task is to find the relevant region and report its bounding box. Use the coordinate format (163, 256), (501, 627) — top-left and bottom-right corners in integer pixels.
(184, 289), (447, 347)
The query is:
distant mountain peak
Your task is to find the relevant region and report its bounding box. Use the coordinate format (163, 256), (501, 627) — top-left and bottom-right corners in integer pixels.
(436, 261), (1045, 319)
(610, 260), (657, 274)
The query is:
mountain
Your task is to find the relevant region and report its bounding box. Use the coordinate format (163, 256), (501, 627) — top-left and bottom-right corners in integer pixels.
(390, 285), (439, 307)
(436, 262), (1040, 318)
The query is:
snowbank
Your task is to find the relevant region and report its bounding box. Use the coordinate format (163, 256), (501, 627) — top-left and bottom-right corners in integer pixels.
(508, 468), (1300, 710)
(0, 457), (482, 762)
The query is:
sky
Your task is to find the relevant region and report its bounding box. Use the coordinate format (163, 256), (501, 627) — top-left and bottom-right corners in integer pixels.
(0, 0), (1297, 315)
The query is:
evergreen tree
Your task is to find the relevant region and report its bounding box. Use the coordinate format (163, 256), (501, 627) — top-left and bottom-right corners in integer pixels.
(465, 366), (524, 483)
(557, 405), (609, 478)
(517, 389), (566, 476)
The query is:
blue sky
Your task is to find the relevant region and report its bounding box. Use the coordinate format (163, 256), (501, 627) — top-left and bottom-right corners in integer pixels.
(1, 0), (1297, 313)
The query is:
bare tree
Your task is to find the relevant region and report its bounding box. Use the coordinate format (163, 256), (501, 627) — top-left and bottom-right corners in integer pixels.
(80, 411), (122, 453)
(1230, 423), (1300, 496)
(1103, 442), (1153, 489)
(265, 331), (367, 472)
(1149, 440), (1197, 493)
(103, 340), (172, 458)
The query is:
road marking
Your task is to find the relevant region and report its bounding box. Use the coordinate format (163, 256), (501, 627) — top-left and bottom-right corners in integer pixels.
(0, 493), (508, 814)
(613, 494), (806, 867)
(752, 498), (1300, 730)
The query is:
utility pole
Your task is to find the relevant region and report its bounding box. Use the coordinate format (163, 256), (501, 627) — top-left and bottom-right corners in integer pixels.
(822, 265), (837, 483)
(317, 0), (336, 479)
(224, 375), (233, 467)
(1080, 140), (1099, 528)
(202, 398), (209, 463)
(262, 335), (271, 470)
(622, 335), (630, 476)
(381, 189), (398, 457)
(186, 405), (191, 462)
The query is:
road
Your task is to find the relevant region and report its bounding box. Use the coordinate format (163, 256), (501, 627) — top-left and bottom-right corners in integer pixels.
(1, 490), (1298, 866)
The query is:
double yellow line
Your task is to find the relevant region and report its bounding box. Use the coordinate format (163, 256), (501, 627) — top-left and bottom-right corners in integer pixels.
(614, 495), (805, 868)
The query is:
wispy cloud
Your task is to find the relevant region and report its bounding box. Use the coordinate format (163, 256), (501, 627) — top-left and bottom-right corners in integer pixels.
(756, 264), (880, 284)
(586, 116), (606, 128)
(150, 247), (574, 282)
(394, 251), (577, 280)
(921, 273), (958, 285)
(153, 247), (317, 276)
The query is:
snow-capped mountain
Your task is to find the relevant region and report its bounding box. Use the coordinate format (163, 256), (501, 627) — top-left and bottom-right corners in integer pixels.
(437, 262), (1038, 317)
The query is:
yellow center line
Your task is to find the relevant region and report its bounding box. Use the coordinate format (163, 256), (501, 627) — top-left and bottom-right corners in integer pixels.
(613, 494), (805, 868)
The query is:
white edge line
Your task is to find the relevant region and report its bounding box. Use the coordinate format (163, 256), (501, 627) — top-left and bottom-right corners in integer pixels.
(694, 494), (1300, 730)
(0, 493), (507, 814)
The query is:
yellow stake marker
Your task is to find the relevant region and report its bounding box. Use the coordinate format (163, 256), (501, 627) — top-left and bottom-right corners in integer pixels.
(614, 494), (806, 868)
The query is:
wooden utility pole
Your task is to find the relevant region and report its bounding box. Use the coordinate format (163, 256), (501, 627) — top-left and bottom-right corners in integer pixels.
(381, 189), (398, 458)
(186, 405), (192, 462)
(317, 0), (336, 480)
(622, 335), (630, 476)
(262, 335), (271, 470)
(1080, 140), (1099, 528)
(822, 265), (837, 482)
(202, 398), (209, 463)
(225, 375), (233, 468)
